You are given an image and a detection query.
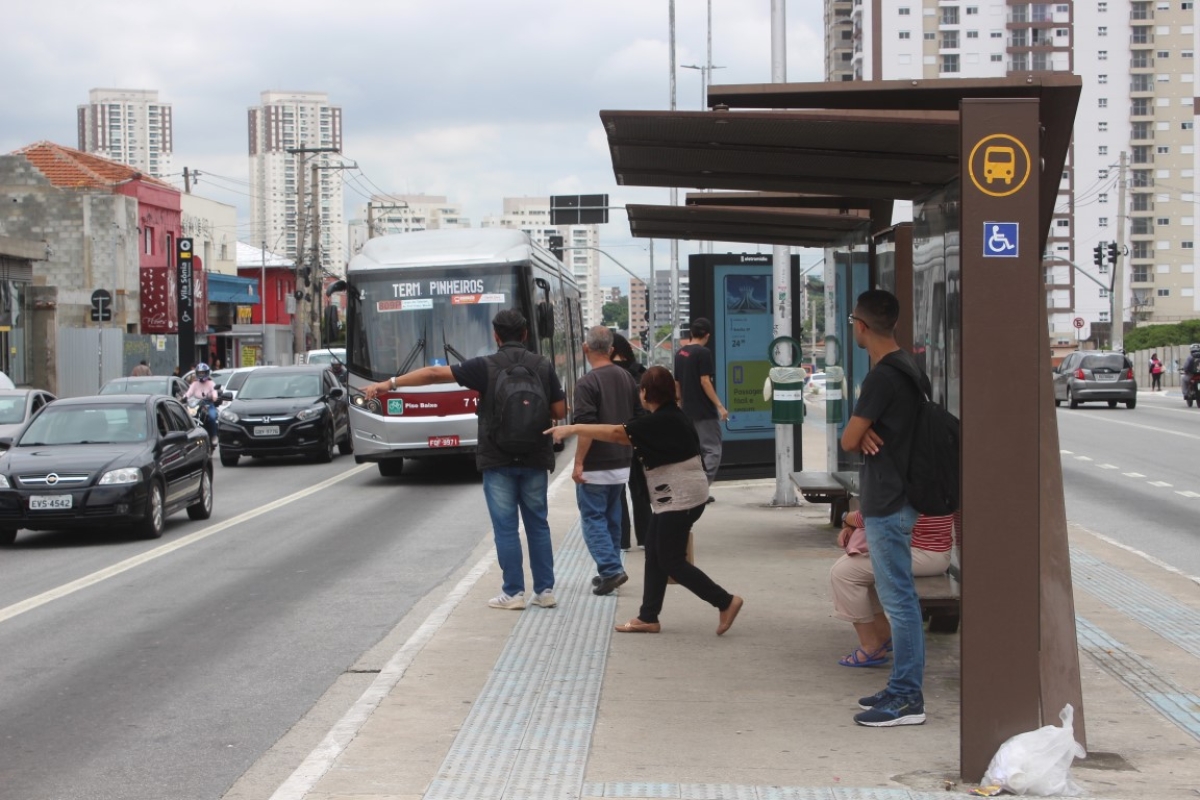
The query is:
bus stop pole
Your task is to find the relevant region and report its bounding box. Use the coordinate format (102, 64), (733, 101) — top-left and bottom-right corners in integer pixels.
(770, 0), (796, 506)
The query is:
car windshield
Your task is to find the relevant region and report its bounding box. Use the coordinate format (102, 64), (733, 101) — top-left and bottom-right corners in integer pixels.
(0, 397), (26, 424)
(226, 371), (255, 392)
(101, 378), (170, 395)
(238, 373), (322, 400)
(1080, 354), (1128, 372)
(18, 404), (148, 445)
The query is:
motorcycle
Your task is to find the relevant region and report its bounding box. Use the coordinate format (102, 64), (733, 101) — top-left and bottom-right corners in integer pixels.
(1185, 373), (1200, 408)
(187, 396), (220, 450)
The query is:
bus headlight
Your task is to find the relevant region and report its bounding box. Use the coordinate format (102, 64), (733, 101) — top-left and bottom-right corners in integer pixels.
(351, 394), (383, 415)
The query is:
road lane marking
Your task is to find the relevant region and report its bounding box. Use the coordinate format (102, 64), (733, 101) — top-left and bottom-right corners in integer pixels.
(0, 464), (373, 626)
(1177, 491), (1200, 498)
(1074, 455), (1093, 461)
(1122, 472), (1146, 478)
(267, 459), (577, 800)
(1060, 449), (1074, 455)
(1148, 481), (1174, 488)
(1060, 410), (1200, 441)
(1097, 464), (1119, 470)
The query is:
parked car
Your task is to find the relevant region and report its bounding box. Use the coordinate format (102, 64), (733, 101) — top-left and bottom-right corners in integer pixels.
(216, 365), (352, 467)
(100, 375), (189, 401)
(0, 394), (213, 545)
(0, 389), (57, 439)
(805, 372), (828, 393)
(1053, 351), (1137, 409)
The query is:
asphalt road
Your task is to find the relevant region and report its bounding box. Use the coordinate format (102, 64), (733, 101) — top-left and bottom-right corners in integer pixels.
(1056, 389), (1200, 578)
(0, 453), (497, 800)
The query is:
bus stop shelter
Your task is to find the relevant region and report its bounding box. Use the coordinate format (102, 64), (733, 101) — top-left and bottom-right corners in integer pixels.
(599, 75), (1083, 779)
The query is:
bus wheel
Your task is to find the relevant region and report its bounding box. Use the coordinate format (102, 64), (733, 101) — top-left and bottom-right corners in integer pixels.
(378, 459), (404, 477)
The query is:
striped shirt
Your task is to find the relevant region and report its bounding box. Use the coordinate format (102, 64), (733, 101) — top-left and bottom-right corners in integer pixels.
(843, 510), (954, 553)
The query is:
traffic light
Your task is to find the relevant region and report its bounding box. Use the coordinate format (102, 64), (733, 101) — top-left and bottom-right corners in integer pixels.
(1107, 242), (1119, 265)
(1093, 243), (1105, 268)
(547, 234), (564, 261)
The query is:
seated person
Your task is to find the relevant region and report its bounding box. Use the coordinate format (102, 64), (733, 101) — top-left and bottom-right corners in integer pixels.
(829, 509), (954, 667)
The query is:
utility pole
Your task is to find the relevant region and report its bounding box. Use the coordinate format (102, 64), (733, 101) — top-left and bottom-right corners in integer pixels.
(285, 146), (338, 360)
(261, 241), (268, 365)
(668, 0), (679, 350)
(310, 161), (321, 350)
(183, 167), (191, 194)
(1111, 151), (1127, 352)
(770, 0), (796, 507)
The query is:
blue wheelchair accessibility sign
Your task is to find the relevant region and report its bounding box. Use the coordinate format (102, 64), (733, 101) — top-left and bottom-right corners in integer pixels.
(984, 222), (1019, 258)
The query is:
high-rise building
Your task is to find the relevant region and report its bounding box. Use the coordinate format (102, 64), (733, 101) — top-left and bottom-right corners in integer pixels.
(480, 197), (604, 326)
(629, 277), (649, 342)
(247, 91), (346, 275)
(347, 194), (471, 256)
(828, 1), (1199, 340)
(77, 88), (173, 179)
(652, 268), (690, 332)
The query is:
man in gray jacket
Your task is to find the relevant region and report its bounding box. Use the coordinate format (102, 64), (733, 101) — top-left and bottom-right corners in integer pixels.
(573, 326), (641, 595)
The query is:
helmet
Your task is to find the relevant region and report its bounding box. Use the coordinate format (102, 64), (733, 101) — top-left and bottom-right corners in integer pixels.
(196, 362), (211, 380)
(1191, 344), (1200, 355)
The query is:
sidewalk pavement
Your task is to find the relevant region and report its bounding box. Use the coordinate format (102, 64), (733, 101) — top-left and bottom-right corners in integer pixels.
(229, 427), (1200, 800)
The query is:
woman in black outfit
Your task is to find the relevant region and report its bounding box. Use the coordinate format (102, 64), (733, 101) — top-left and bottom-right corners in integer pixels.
(548, 365), (743, 635)
(611, 333), (649, 550)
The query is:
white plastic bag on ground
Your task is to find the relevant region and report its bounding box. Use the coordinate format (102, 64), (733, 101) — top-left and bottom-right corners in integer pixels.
(980, 704), (1087, 796)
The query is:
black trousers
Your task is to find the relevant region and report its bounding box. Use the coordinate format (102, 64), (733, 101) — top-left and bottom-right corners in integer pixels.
(620, 459), (651, 549)
(638, 503), (734, 624)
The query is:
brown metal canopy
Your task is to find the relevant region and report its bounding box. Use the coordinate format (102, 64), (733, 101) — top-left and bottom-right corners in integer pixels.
(627, 202), (873, 249)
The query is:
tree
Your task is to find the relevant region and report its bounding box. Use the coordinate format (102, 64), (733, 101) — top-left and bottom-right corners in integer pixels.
(601, 299), (628, 330)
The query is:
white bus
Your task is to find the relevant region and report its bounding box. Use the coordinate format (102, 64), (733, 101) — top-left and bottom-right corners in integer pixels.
(329, 229), (585, 477)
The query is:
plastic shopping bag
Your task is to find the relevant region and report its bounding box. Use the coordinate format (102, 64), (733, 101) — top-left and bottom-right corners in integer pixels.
(980, 704), (1087, 796)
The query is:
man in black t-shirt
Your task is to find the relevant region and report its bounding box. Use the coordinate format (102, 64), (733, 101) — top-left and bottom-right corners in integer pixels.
(364, 309), (566, 612)
(674, 318), (728, 488)
(839, 289), (926, 729)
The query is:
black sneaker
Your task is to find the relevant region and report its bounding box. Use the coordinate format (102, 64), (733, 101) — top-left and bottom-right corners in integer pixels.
(591, 575), (602, 587)
(854, 693), (926, 727)
(593, 572), (629, 596)
(857, 689), (892, 710)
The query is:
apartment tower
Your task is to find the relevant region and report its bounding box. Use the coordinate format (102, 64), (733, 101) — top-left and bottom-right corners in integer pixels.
(247, 91), (346, 274)
(826, 0), (1199, 342)
(77, 88), (173, 179)
(480, 197), (604, 327)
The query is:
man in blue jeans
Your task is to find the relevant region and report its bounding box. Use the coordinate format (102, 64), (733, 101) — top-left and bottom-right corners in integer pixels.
(364, 309), (566, 610)
(572, 326), (641, 596)
(840, 289), (926, 727)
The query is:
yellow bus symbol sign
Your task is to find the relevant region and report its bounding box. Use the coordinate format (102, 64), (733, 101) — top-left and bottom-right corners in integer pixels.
(968, 134), (1031, 198)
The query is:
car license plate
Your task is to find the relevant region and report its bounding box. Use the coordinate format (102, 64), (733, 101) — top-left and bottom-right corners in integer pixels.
(30, 495), (72, 510)
(254, 425), (281, 436)
(1096, 374), (1117, 382)
(428, 435), (459, 448)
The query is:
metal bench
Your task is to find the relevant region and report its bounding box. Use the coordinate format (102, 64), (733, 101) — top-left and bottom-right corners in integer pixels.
(789, 471), (858, 525)
(915, 564), (961, 633)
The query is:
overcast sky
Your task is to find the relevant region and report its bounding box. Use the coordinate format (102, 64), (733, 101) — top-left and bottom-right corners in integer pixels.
(1, 1), (826, 285)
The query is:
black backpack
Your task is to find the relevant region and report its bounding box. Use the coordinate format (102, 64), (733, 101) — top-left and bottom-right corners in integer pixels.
(883, 362), (961, 516)
(486, 348), (551, 456)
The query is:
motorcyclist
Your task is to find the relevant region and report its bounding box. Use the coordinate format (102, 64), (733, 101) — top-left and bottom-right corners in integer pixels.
(184, 362), (220, 443)
(1183, 345), (1200, 399)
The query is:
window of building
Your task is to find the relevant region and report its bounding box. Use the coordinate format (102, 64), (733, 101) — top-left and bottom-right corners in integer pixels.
(942, 30), (960, 48)
(941, 6), (960, 24)
(1184, 242), (1195, 249)
(1156, 217), (1170, 226)
(967, 30), (979, 38)
(1099, 193), (1109, 203)
(1098, 26), (1107, 35)
(1099, 146), (1109, 156)
(1098, 1), (1107, 9)
(1183, 50), (1195, 57)
(1099, 311), (1110, 321)
(1099, 121), (1108, 132)
(898, 6), (911, 13)
(1185, 122), (1195, 130)
(1099, 169), (1109, 179)
(1098, 50), (1107, 60)
(1157, 146), (1170, 154)
(899, 30), (911, 38)
(924, 31), (936, 39)
(1098, 98), (1108, 108)
(144, 227), (154, 255)
(1158, 288), (1171, 297)
(1158, 73), (1171, 81)
(1056, 218), (1070, 227)
(991, 53), (1003, 61)
(1056, 3), (1069, 10)
(1157, 50), (1170, 58)
(1099, 288), (1109, 298)
(941, 54), (961, 73)
(967, 5), (979, 13)
(1099, 217), (1109, 226)
(991, 30), (1003, 38)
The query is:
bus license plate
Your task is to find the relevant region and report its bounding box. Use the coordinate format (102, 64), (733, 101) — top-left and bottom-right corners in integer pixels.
(428, 436), (459, 448)
(254, 426), (281, 436)
(30, 495), (73, 510)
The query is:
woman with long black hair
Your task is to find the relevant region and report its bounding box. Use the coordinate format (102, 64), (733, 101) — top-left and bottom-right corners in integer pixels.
(548, 365), (743, 635)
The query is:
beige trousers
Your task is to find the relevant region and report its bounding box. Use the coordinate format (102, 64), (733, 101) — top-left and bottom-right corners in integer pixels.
(829, 548), (952, 623)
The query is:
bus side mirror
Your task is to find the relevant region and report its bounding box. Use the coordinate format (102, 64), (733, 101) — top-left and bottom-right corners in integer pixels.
(537, 302), (554, 337)
(326, 280), (347, 297)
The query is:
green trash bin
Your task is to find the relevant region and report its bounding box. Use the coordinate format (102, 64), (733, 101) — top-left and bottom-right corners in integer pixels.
(767, 336), (805, 424)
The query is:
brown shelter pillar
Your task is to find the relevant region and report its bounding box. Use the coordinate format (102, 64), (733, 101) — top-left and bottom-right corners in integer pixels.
(959, 99), (1043, 778)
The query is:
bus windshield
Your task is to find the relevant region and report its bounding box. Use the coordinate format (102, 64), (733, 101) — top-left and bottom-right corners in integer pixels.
(346, 264), (525, 382)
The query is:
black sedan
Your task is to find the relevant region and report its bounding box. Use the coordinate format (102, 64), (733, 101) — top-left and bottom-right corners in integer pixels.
(216, 366), (351, 467)
(0, 395), (213, 545)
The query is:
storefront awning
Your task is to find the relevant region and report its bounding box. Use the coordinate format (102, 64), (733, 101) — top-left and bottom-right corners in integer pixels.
(207, 272), (260, 305)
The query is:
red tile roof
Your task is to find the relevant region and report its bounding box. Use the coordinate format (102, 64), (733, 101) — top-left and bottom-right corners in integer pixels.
(11, 141), (174, 191)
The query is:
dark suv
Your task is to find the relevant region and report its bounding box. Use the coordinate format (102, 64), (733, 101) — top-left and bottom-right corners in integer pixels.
(1053, 351), (1137, 409)
(216, 366), (352, 466)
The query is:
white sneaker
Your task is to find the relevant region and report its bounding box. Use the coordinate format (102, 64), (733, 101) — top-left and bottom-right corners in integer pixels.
(531, 589), (557, 608)
(488, 592), (526, 610)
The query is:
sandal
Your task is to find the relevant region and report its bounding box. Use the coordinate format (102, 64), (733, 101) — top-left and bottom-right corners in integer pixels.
(838, 646), (890, 668)
(615, 618), (661, 633)
(882, 638), (893, 652)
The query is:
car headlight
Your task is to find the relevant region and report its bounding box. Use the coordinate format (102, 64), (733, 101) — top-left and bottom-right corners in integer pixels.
(99, 468), (141, 485)
(295, 407), (323, 422)
(0, 475), (9, 489)
(219, 409), (239, 423)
